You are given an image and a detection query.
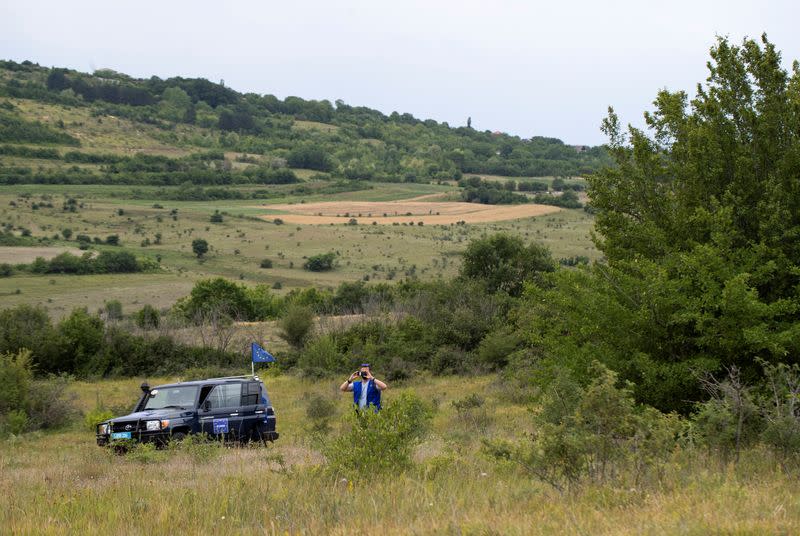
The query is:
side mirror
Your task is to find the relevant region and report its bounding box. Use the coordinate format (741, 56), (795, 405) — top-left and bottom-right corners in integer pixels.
(202, 400), (211, 412)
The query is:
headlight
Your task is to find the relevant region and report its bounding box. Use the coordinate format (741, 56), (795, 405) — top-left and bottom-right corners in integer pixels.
(99, 423), (109, 435)
(146, 420), (161, 431)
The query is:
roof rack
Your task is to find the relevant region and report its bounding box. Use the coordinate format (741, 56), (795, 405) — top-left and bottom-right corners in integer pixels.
(204, 375), (258, 381)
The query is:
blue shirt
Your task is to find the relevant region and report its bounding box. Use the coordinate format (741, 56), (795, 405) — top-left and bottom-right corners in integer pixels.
(358, 380), (369, 408)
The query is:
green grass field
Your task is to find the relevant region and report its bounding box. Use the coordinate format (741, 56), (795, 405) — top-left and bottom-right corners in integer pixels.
(1, 373), (797, 535)
(0, 182), (598, 318)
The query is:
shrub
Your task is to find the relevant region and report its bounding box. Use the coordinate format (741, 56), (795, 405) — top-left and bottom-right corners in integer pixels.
(85, 406), (115, 432)
(0, 305), (59, 372)
(260, 258), (273, 269)
(278, 305), (314, 348)
(26, 374), (79, 430)
(305, 394), (337, 435)
(245, 284), (283, 320)
(104, 300), (123, 321)
(485, 362), (679, 490)
(135, 304), (160, 329)
(191, 238), (209, 258)
(759, 360), (800, 466)
(476, 326), (522, 370)
(461, 233), (555, 296)
(0, 349), (33, 415)
(323, 392), (433, 476)
(429, 345), (468, 375)
(692, 367), (759, 463)
(303, 252), (336, 272)
(298, 335), (342, 374)
(451, 393), (492, 435)
(1, 409), (28, 435)
(177, 278), (251, 322)
(0, 350), (77, 434)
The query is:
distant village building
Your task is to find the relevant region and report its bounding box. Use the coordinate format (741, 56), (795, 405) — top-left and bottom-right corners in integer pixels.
(571, 145), (590, 153)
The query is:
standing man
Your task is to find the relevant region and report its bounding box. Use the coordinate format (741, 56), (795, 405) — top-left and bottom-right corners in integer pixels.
(339, 363), (387, 411)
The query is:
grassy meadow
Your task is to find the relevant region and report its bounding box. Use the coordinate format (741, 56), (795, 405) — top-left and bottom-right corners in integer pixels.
(0, 181), (597, 318)
(1, 373), (798, 535)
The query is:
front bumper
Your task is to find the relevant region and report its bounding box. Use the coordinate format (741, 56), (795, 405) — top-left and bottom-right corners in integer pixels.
(96, 430), (173, 447)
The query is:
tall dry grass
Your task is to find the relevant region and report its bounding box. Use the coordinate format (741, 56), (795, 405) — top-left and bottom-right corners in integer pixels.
(1, 374), (799, 534)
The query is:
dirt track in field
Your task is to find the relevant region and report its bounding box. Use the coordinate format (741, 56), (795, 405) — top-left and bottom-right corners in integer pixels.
(255, 197), (561, 225)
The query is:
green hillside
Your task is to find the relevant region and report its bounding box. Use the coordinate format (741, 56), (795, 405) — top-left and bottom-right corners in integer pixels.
(0, 59), (609, 186)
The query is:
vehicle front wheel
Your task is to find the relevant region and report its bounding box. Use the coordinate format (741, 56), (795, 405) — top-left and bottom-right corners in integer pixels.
(170, 431), (187, 442)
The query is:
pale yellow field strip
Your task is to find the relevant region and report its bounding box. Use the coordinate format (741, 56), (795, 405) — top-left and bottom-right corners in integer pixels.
(255, 200), (561, 225)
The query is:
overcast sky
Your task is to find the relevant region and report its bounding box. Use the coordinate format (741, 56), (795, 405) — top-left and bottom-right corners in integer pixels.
(1, 1), (798, 144)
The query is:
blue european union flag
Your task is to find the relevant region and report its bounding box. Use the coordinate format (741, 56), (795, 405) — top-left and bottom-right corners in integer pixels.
(251, 342), (276, 363)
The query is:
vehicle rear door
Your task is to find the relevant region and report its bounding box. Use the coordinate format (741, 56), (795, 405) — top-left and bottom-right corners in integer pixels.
(237, 381), (262, 439)
(199, 383), (245, 439)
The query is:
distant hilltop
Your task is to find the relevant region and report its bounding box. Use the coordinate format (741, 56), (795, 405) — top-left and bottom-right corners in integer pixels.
(0, 58), (610, 183)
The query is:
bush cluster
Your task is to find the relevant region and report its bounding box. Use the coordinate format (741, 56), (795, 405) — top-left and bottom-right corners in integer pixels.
(0, 349), (78, 436)
(0, 304), (241, 377)
(23, 250), (147, 275)
(323, 392), (433, 476)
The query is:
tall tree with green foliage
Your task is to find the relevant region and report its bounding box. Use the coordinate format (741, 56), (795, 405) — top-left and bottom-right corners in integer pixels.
(517, 35), (800, 412)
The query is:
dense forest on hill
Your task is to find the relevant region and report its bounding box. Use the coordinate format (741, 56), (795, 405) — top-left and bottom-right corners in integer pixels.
(0, 59), (609, 184)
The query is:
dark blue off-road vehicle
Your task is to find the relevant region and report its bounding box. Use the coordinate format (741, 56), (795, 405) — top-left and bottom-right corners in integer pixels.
(96, 376), (278, 446)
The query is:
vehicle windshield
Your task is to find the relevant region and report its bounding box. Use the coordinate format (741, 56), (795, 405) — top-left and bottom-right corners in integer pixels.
(143, 386), (199, 410)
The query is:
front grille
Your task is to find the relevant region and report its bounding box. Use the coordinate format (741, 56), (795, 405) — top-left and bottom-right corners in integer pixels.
(111, 421), (146, 433)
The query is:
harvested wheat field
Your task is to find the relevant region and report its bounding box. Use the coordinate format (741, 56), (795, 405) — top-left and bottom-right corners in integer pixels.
(257, 199), (561, 225)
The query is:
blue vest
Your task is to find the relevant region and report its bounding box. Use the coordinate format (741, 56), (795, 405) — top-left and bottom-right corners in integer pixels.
(352, 380), (381, 410)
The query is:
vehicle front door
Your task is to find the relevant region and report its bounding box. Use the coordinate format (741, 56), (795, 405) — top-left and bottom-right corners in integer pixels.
(199, 383), (245, 440)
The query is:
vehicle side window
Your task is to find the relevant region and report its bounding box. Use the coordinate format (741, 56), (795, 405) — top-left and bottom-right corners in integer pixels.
(241, 382), (260, 406)
(206, 384), (242, 410)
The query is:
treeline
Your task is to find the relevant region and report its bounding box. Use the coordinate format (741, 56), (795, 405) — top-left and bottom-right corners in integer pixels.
(0, 156), (300, 186)
(0, 250), (156, 278)
(0, 59), (611, 182)
(0, 305), (239, 378)
(457, 176), (584, 207)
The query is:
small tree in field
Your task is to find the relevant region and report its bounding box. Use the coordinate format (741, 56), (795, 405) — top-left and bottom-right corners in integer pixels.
(192, 238), (209, 258)
(303, 252), (336, 272)
(278, 304), (314, 348)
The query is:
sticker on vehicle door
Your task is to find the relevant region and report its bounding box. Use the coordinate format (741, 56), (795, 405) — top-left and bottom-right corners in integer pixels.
(213, 418), (229, 434)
